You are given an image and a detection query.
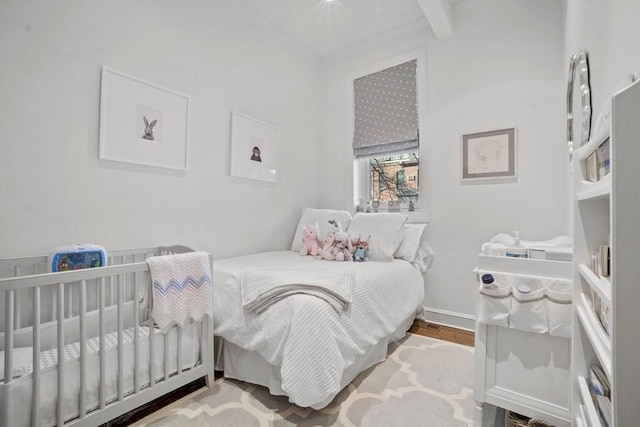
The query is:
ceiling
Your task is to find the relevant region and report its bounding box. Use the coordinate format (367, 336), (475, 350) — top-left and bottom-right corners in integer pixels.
(235, 0), (462, 58)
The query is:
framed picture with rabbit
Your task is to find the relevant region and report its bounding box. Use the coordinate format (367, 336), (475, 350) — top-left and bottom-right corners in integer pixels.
(99, 67), (190, 170)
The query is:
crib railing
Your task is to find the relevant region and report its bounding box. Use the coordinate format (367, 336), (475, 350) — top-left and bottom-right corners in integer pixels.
(0, 246), (214, 427)
(0, 245), (194, 332)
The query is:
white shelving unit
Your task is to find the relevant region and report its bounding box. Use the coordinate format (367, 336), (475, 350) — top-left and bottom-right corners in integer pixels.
(571, 78), (640, 426)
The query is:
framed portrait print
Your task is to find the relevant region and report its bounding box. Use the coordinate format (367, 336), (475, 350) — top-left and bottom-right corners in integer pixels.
(230, 111), (279, 183)
(99, 67), (189, 170)
(461, 128), (517, 182)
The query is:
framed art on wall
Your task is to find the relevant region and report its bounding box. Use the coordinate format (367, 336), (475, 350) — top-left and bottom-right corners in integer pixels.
(461, 127), (517, 182)
(99, 67), (189, 170)
(230, 111), (279, 183)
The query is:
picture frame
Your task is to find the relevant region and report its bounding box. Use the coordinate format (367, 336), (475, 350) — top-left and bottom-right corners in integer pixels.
(99, 67), (189, 170)
(461, 127), (517, 182)
(230, 111), (279, 183)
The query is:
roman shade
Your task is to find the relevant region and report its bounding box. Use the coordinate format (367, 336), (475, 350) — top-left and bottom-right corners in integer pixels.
(353, 59), (418, 158)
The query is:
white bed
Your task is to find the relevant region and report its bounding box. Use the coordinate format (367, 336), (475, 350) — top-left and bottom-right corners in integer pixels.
(213, 209), (432, 409)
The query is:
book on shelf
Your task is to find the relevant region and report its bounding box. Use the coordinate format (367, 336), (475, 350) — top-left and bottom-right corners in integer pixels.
(589, 364), (612, 427)
(583, 136), (611, 182)
(588, 289), (611, 336)
(589, 364), (610, 398)
(585, 150), (599, 182)
(592, 245), (611, 277)
(597, 137), (611, 179)
(596, 395), (612, 427)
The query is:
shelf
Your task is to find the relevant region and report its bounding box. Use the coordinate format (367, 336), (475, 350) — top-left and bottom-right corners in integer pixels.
(577, 174), (612, 201)
(578, 376), (603, 427)
(578, 264), (612, 306)
(578, 405), (588, 427)
(577, 294), (612, 379)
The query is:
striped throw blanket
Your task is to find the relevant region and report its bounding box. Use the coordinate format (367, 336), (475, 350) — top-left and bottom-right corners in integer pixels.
(241, 268), (354, 314)
(147, 251), (212, 332)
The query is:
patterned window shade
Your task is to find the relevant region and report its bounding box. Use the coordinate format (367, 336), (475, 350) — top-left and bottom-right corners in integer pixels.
(353, 59), (418, 158)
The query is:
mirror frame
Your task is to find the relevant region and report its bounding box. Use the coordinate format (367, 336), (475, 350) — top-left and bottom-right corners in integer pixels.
(566, 51), (592, 161)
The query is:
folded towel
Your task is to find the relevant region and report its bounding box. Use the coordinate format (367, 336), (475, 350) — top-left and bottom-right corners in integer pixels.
(146, 251), (212, 332)
(241, 268), (354, 314)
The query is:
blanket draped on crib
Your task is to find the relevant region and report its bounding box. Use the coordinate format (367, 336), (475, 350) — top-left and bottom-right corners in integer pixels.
(147, 251), (213, 332)
(241, 268), (354, 313)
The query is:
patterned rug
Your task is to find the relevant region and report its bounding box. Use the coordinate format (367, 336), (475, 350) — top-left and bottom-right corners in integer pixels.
(135, 333), (475, 427)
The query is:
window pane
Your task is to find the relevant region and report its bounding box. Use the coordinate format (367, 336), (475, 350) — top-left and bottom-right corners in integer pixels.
(369, 152), (419, 204)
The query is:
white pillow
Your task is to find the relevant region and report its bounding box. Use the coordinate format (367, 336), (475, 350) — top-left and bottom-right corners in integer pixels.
(0, 347), (33, 380)
(395, 223), (434, 272)
(291, 208), (352, 251)
(347, 213), (407, 262)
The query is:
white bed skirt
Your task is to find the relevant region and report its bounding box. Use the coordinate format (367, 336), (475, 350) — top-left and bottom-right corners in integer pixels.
(216, 312), (416, 409)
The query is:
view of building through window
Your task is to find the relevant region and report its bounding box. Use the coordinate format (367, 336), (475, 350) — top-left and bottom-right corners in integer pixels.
(369, 152), (419, 205)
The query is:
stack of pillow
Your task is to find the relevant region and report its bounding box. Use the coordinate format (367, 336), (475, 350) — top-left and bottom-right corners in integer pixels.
(290, 207), (433, 272)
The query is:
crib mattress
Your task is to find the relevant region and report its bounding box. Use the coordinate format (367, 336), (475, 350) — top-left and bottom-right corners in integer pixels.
(1, 326), (152, 381)
(0, 323), (201, 427)
(213, 250), (425, 408)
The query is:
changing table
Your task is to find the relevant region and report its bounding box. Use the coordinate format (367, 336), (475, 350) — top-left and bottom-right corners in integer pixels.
(473, 255), (572, 427)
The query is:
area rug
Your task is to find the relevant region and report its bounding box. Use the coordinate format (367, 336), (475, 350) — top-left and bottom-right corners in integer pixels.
(135, 333), (475, 427)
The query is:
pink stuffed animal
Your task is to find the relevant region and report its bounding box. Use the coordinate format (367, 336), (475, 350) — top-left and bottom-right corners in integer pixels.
(300, 223), (321, 256)
(321, 220), (353, 261)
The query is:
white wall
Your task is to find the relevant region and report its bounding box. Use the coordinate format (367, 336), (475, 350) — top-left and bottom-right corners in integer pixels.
(0, 0), (321, 259)
(320, 0), (569, 328)
(565, 0), (640, 123)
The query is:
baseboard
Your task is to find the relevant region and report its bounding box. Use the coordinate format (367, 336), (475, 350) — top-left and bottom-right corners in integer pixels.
(418, 306), (475, 332)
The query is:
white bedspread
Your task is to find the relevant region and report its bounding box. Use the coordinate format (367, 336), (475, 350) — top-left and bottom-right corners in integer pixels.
(241, 268), (354, 313)
(213, 251), (424, 408)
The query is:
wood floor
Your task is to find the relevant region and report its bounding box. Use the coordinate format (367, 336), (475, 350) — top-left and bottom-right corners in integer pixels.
(103, 320), (474, 426)
(408, 319), (475, 347)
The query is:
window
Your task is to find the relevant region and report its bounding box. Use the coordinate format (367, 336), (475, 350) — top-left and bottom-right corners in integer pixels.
(351, 55), (422, 213)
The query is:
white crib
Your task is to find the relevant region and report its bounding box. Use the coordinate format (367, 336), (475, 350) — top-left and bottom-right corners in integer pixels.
(0, 245), (214, 427)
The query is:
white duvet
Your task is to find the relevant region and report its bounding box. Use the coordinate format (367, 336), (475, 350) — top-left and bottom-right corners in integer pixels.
(212, 251), (424, 408)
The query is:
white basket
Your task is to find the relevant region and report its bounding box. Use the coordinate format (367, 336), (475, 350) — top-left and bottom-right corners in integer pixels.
(546, 279), (572, 338)
(510, 276), (548, 333)
(477, 275), (512, 328)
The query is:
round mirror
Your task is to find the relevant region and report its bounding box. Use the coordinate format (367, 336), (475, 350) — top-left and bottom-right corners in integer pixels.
(566, 51), (592, 162)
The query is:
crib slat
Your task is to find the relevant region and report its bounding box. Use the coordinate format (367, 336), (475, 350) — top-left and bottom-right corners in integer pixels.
(66, 283), (72, 319)
(149, 279), (155, 388)
(133, 279), (140, 394)
(56, 283), (65, 427)
(79, 280), (87, 418)
(14, 266), (21, 329)
(51, 286), (56, 324)
(4, 290), (14, 384)
(177, 327), (183, 375)
(32, 287), (41, 427)
(98, 277), (106, 409)
(164, 333), (169, 381)
(117, 274), (124, 401)
(110, 275), (115, 308)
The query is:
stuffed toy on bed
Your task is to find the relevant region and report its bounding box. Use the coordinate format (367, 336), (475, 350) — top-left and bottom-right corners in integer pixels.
(352, 235), (371, 262)
(319, 232), (336, 260)
(300, 223), (321, 256)
(320, 220), (353, 261)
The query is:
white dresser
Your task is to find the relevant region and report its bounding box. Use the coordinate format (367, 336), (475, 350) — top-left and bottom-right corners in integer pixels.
(473, 255), (573, 427)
